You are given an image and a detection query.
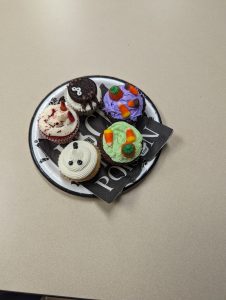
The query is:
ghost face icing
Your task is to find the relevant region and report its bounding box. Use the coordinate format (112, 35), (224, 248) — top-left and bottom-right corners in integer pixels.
(58, 141), (98, 180)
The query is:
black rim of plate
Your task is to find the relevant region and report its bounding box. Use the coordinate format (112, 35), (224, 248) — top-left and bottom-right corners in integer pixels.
(28, 75), (162, 198)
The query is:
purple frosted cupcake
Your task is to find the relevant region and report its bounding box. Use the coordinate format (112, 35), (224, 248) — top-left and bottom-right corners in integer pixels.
(103, 83), (145, 124)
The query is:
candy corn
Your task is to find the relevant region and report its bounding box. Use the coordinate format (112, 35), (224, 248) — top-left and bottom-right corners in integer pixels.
(60, 101), (67, 111)
(124, 83), (139, 95)
(104, 129), (113, 146)
(118, 103), (130, 118)
(129, 85), (138, 95)
(128, 99), (140, 108)
(128, 100), (135, 107)
(126, 128), (136, 143)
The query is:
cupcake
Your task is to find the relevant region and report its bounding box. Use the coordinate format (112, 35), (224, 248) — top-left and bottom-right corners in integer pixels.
(38, 101), (79, 144)
(64, 77), (102, 115)
(103, 83), (145, 124)
(58, 141), (101, 182)
(99, 121), (143, 165)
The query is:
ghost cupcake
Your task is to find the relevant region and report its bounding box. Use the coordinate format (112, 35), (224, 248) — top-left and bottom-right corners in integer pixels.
(64, 77), (102, 115)
(103, 83), (145, 124)
(98, 121), (143, 165)
(58, 141), (101, 182)
(38, 101), (79, 144)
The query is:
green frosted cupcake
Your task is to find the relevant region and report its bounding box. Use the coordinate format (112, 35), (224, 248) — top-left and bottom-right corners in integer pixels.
(99, 121), (143, 165)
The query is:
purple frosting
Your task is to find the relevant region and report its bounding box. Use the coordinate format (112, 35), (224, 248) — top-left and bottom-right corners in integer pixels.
(103, 85), (144, 122)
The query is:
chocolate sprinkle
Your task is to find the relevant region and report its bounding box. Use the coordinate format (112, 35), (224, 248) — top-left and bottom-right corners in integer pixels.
(73, 142), (78, 149)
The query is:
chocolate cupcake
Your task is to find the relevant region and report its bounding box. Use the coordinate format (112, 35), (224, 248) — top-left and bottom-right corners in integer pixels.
(98, 121), (143, 165)
(64, 77), (102, 115)
(102, 83), (145, 124)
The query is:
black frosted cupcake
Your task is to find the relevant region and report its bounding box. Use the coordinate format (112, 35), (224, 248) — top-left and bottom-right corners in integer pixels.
(64, 77), (102, 115)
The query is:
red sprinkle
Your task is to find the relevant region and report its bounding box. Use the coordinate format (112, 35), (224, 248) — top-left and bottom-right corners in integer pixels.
(68, 111), (75, 122)
(49, 108), (56, 117)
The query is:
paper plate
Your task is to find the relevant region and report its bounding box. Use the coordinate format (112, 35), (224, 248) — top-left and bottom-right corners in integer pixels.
(29, 75), (162, 197)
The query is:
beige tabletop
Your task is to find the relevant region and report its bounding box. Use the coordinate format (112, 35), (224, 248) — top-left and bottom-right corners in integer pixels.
(0, 0), (226, 299)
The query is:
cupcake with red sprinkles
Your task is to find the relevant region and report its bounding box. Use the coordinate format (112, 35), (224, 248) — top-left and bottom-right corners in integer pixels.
(38, 100), (79, 144)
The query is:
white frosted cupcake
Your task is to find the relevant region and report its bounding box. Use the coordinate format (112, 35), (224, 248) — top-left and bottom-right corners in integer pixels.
(64, 77), (102, 115)
(38, 101), (79, 144)
(58, 141), (101, 182)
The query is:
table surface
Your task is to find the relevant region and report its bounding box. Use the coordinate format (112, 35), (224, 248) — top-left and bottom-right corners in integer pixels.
(0, 0), (226, 300)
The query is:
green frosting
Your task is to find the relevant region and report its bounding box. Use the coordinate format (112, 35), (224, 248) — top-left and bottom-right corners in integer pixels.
(102, 121), (143, 163)
(110, 86), (120, 95)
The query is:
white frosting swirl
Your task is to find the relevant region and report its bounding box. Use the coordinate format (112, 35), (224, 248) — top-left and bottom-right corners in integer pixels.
(38, 104), (79, 137)
(64, 86), (102, 113)
(58, 141), (98, 180)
